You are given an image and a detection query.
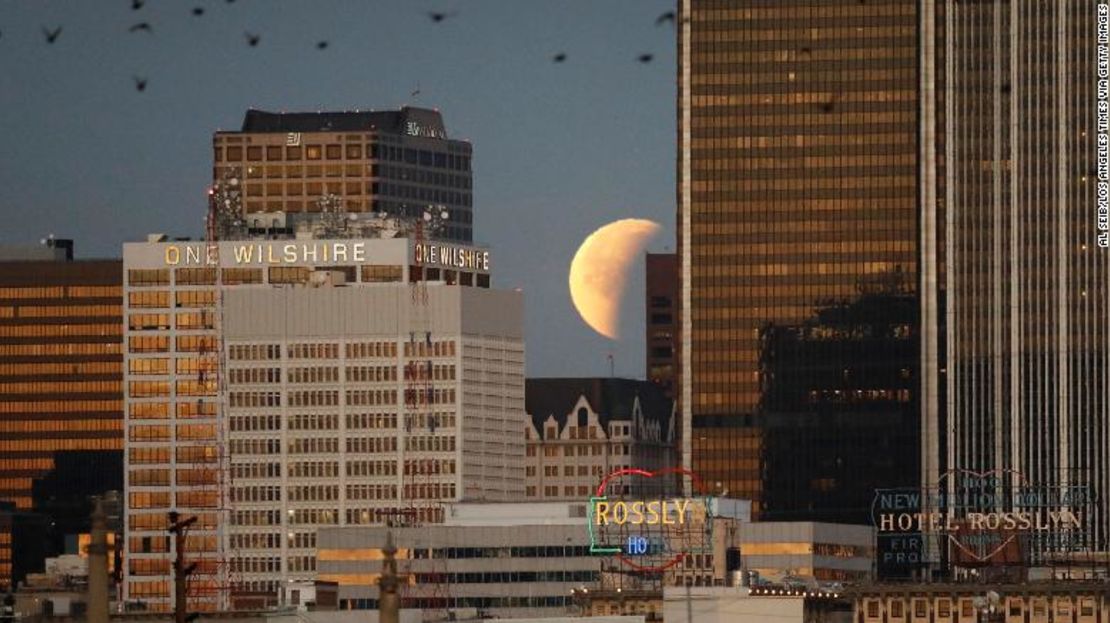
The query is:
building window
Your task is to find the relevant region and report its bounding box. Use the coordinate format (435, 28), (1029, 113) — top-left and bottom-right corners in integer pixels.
(128, 269), (170, 287)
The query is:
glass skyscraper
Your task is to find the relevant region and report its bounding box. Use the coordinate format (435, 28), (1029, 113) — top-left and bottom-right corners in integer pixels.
(678, 0), (921, 519)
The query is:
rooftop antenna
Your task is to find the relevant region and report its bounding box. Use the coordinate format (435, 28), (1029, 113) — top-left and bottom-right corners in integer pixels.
(410, 84), (422, 105)
(607, 352), (615, 377)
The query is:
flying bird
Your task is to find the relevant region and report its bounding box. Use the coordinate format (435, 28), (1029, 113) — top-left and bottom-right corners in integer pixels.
(316, 40), (329, 50)
(552, 52), (567, 63)
(192, 7), (205, 16)
(245, 31), (260, 47)
(133, 76), (148, 92)
(42, 25), (63, 44)
(819, 93), (840, 113)
(132, 0), (145, 9)
(799, 47), (813, 59)
(129, 22), (153, 33)
(427, 11), (457, 23)
(655, 11), (676, 26)
(637, 53), (654, 64)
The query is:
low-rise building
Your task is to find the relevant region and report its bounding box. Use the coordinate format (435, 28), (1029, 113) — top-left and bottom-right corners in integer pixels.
(851, 582), (1110, 623)
(739, 522), (875, 586)
(662, 586), (851, 623)
(317, 502), (598, 619)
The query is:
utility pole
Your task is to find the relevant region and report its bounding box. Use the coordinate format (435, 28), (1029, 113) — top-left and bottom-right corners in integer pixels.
(168, 511), (198, 623)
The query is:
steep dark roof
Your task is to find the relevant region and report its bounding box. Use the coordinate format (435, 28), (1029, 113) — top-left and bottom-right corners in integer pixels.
(525, 377), (672, 439)
(240, 106), (449, 138)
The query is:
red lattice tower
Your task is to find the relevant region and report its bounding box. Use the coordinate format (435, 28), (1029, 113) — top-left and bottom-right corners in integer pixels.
(398, 212), (452, 621)
(174, 184), (243, 611)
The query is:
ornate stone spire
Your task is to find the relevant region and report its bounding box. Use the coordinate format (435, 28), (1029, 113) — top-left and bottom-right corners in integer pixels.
(379, 530), (400, 623)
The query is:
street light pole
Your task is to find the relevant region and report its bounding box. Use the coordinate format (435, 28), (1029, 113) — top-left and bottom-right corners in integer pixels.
(167, 511), (198, 623)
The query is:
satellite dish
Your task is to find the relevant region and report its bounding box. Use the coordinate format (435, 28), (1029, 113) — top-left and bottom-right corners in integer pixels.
(440, 210), (449, 220)
(229, 178), (240, 187)
(423, 213), (432, 222)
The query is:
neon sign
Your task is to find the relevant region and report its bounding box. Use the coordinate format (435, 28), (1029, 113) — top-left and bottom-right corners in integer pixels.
(586, 467), (714, 573)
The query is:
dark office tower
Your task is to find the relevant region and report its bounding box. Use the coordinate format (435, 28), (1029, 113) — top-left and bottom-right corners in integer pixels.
(646, 253), (678, 399)
(214, 107), (474, 242)
(919, 1), (1109, 550)
(0, 242), (122, 589)
(678, 1), (920, 517)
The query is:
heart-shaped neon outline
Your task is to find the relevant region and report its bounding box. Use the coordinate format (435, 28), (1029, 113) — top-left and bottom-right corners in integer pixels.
(935, 469), (1029, 563)
(590, 466), (712, 573)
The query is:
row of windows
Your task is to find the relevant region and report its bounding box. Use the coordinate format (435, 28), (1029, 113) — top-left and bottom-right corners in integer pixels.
(347, 342), (398, 359)
(128, 424), (216, 442)
(403, 435), (457, 453)
(289, 508), (337, 525)
(231, 485), (282, 503)
(402, 482), (455, 500)
(0, 287), (64, 299)
(6, 303), (120, 318)
(288, 484), (340, 501)
(347, 389), (399, 406)
(229, 439), (281, 455)
(0, 380), (120, 396)
(289, 437), (340, 454)
(231, 462), (280, 479)
(227, 161), (473, 197)
(401, 388), (455, 406)
(288, 343), (339, 359)
(349, 412), (392, 431)
(0, 361), (119, 376)
(229, 556), (281, 574)
(128, 335), (218, 353)
(0, 323), (120, 337)
(345, 484), (398, 500)
(402, 340), (456, 358)
(348, 460), (399, 477)
(231, 509), (281, 526)
(129, 512), (217, 531)
(228, 367), (281, 384)
(526, 445), (610, 457)
(346, 365), (399, 383)
(229, 533), (281, 550)
(218, 143), (471, 173)
(128, 380), (217, 398)
(289, 413), (338, 430)
(0, 438), (118, 452)
(287, 366), (337, 384)
(229, 344), (281, 360)
(344, 437), (397, 453)
(0, 343), (121, 356)
(288, 460), (338, 478)
(528, 485), (593, 498)
(229, 391), (282, 407)
(127, 290), (218, 309)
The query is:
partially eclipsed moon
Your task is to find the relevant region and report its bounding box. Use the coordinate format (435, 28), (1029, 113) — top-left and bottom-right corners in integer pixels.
(569, 218), (663, 339)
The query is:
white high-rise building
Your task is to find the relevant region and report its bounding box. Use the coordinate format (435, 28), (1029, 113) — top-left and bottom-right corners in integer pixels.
(122, 236), (524, 612)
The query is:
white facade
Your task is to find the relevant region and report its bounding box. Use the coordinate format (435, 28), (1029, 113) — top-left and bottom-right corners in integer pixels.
(121, 236), (522, 612)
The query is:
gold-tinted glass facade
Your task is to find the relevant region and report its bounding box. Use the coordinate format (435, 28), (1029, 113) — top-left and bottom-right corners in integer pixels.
(0, 260), (122, 510)
(679, 0), (920, 516)
(0, 258), (122, 590)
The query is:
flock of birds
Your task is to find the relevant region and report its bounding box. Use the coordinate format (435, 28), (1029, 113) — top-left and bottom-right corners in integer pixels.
(15, 3), (683, 94)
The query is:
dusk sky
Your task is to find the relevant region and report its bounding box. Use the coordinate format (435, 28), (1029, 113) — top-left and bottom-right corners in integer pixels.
(0, 0), (676, 379)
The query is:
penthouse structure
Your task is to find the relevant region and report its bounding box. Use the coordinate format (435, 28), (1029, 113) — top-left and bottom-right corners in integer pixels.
(213, 107), (475, 243)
